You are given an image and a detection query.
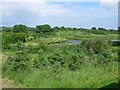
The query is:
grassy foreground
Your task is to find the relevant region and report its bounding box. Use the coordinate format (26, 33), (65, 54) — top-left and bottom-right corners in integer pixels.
(3, 61), (118, 88)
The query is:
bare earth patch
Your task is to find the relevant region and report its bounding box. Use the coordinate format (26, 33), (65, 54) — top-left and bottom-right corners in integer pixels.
(1, 53), (16, 88)
(2, 78), (17, 88)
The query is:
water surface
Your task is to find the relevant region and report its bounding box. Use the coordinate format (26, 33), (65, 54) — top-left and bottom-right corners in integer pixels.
(62, 40), (81, 45)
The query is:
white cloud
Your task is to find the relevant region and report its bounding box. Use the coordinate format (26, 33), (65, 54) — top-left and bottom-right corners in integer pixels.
(0, 3), (2, 26)
(100, 0), (118, 2)
(1, 0), (119, 17)
(2, 1), (89, 18)
(28, 2), (73, 17)
(99, 0), (118, 11)
(0, 0), (119, 2)
(0, 0), (45, 2)
(1, 1), (117, 29)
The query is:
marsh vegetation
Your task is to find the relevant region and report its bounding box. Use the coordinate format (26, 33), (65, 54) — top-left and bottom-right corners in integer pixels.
(1, 24), (119, 88)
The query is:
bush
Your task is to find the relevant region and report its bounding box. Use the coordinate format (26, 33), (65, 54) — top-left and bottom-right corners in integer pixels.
(2, 32), (26, 44)
(26, 43), (47, 54)
(6, 42), (31, 72)
(112, 40), (120, 46)
(80, 40), (108, 54)
(2, 42), (10, 50)
(98, 49), (112, 65)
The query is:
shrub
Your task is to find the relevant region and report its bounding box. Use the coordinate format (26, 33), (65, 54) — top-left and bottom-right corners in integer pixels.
(26, 43), (46, 54)
(5, 42), (31, 72)
(2, 42), (10, 50)
(112, 40), (120, 46)
(2, 32), (26, 44)
(97, 49), (112, 65)
(10, 51), (30, 71)
(80, 40), (107, 54)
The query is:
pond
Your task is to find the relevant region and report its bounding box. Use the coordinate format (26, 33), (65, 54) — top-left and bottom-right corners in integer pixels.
(61, 40), (81, 45)
(54, 39), (120, 46)
(111, 39), (120, 46)
(111, 40), (120, 42)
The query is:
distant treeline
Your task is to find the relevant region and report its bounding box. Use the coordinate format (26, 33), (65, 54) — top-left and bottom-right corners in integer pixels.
(0, 24), (119, 34)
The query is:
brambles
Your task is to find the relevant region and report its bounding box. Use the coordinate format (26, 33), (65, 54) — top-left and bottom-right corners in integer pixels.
(4, 40), (115, 72)
(80, 40), (109, 54)
(98, 49), (112, 65)
(9, 51), (29, 71)
(8, 42), (30, 72)
(2, 33), (26, 44)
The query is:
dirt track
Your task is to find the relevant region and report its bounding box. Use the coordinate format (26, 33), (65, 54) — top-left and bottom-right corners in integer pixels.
(2, 78), (17, 88)
(1, 53), (17, 88)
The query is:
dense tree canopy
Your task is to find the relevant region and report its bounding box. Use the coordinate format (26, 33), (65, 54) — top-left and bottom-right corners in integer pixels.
(13, 24), (28, 33)
(118, 26), (120, 30)
(1, 24), (118, 35)
(36, 24), (52, 33)
(91, 27), (97, 30)
(2, 27), (13, 32)
(98, 27), (106, 30)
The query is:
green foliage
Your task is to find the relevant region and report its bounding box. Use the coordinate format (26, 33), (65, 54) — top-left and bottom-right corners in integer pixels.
(13, 24), (28, 33)
(36, 24), (52, 33)
(2, 24), (119, 88)
(2, 32), (26, 45)
(91, 27), (97, 30)
(112, 40), (120, 46)
(80, 40), (108, 54)
(10, 52), (30, 71)
(2, 27), (13, 32)
(2, 40), (118, 88)
(2, 42), (10, 50)
(26, 43), (47, 53)
(4, 42), (31, 72)
(23, 42), (113, 72)
(98, 49), (112, 65)
(3, 62), (118, 88)
(98, 27), (106, 30)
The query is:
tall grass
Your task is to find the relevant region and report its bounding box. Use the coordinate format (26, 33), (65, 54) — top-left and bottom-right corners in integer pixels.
(2, 61), (118, 88)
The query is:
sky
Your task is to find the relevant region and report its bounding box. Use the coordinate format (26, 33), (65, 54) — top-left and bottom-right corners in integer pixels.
(0, 0), (118, 29)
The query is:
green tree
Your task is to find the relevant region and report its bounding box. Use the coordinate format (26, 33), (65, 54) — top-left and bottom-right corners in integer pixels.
(118, 26), (120, 30)
(61, 26), (65, 29)
(2, 27), (13, 32)
(91, 27), (97, 30)
(36, 24), (52, 33)
(98, 27), (106, 30)
(13, 24), (28, 33)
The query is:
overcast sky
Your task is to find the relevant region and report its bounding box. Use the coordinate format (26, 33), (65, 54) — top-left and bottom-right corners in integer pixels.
(0, 0), (118, 29)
